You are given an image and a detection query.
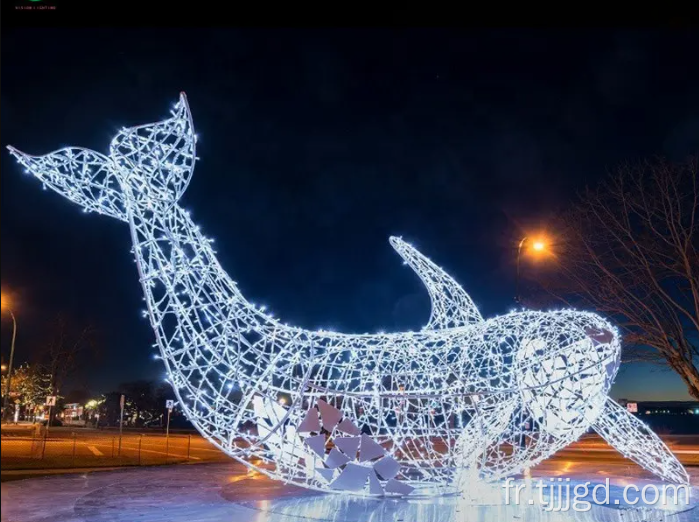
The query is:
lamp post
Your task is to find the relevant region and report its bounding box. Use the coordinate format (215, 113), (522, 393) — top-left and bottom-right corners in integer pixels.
(515, 236), (547, 304)
(1, 294), (18, 423)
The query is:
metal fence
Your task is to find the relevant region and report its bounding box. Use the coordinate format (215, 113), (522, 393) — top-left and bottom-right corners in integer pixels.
(1, 432), (195, 470)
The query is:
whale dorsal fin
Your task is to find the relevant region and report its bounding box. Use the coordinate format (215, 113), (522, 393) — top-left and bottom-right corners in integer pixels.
(389, 236), (483, 329)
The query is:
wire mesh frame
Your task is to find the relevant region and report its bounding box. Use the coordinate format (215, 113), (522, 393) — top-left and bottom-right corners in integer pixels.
(6, 92), (690, 497)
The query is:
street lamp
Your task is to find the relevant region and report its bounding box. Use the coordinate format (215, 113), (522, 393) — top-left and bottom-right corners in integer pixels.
(532, 241), (545, 252)
(515, 236), (549, 304)
(1, 293), (18, 423)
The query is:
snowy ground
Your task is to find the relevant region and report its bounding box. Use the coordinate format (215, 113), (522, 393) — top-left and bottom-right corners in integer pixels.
(2, 458), (697, 522)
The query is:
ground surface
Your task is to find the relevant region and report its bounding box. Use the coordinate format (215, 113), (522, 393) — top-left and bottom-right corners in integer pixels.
(2, 434), (698, 522)
(2, 428), (697, 475)
(1, 426), (228, 473)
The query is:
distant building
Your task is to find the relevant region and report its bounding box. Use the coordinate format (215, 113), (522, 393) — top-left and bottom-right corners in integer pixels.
(634, 401), (699, 416)
(63, 402), (84, 422)
(613, 400), (699, 434)
(614, 399), (698, 414)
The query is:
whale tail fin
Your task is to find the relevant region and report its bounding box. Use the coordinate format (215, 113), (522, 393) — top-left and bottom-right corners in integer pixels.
(7, 92), (196, 219)
(7, 145), (129, 221)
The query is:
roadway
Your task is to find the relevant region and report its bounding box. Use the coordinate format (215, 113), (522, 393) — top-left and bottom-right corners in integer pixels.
(534, 434), (699, 486)
(1, 427), (229, 467)
(1, 427), (697, 482)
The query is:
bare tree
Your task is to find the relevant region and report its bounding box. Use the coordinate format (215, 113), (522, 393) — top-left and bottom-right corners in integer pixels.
(532, 156), (698, 399)
(37, 314), (98, 398)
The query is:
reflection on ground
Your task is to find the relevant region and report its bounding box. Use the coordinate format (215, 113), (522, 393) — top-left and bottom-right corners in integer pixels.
(1, 461), (697, 522)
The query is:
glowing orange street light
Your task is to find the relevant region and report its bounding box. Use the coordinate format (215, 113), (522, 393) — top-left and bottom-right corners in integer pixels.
(1, 291), (18, 423)
(515, 236), (551, 303)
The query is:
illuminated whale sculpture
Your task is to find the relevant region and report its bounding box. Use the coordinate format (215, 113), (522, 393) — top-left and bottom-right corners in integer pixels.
(8, 93), (688, 496)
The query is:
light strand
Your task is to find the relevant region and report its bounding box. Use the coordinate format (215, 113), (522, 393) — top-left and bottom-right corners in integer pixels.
(7, 93), (689, 496)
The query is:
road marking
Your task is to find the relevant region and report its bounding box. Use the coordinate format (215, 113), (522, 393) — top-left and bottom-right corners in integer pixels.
(117, 443), (202, 460)
(184, 446), (224, 454)
(87, 445), (103, 456)
(138, 442), (222, 454)
(565, 447), (698, 455)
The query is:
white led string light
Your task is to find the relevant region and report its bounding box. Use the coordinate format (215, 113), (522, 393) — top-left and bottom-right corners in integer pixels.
(7, 93), (689, 497)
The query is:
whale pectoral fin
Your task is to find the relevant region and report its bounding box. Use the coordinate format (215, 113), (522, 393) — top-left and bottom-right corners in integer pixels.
(454, 397), (517, 483)
(592, 397), (689, 485)
(389, 236), (483, 329)
(6, 146), (128, 221)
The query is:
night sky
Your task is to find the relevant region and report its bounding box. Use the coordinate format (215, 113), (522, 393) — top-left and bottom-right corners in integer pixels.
(2, 28), (698, 399)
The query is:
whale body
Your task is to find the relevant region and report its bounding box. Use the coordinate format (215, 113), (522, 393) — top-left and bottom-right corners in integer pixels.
(8, 93), (688, 495)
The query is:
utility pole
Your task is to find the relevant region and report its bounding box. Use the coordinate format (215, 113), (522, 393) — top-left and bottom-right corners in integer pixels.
(118, 394), (125, 456)
(165, 401), (173, 439)
(515, 236), (527, 304)
(1, 304), (18, 423)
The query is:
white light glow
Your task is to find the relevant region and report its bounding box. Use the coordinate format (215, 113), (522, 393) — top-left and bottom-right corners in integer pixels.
(7, 93), (689, 497)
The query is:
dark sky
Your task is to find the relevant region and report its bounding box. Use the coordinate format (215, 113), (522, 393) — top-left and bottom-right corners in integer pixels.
(1, 28), (697, 399)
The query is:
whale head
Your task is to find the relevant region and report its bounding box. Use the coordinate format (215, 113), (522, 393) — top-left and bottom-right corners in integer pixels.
(7, 93), (196, 221)
(514, 309), (621, 438)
